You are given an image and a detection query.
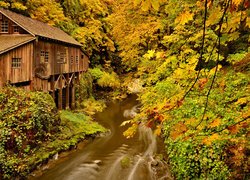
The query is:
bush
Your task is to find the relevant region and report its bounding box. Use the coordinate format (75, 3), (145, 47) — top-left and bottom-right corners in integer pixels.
(97, 72), (120, 89)
(0, 86), (59, 178)
(166, 139), (230, 179)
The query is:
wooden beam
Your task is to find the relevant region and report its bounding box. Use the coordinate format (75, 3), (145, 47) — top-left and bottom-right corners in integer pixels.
(71, 75), (75, 110)
(68, 73), (75, 85)
(76, 72), (80, 85)
(51, 75), (55, 100)
(58, 75), (63, 110)
(66, 74), (70, 109)
(54, 74), (61, 89)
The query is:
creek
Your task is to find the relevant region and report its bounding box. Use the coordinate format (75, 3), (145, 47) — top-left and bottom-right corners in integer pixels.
(34, 95), (172, 180)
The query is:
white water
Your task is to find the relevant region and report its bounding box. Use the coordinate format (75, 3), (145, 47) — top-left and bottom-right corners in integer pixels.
(122, 105), (171, 180)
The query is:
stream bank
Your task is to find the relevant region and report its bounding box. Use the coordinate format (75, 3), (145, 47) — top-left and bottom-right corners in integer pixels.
(32, 95), (172, 180)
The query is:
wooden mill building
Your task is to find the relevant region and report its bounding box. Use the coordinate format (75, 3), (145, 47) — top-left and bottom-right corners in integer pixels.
(0, 8), (89, 109)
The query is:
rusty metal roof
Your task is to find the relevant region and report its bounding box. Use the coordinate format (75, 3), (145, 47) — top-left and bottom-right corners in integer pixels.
(0, 8), (81, 46)
(0, 35), (35, 54)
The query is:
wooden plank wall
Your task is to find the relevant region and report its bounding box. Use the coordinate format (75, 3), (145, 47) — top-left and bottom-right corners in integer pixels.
(0, 42), (33, 85)
(34, 39), (89, 76)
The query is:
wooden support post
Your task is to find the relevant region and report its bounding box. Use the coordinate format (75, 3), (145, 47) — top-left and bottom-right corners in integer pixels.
(58, 75), (63, 110)
(66, 74), (70, 109)
(76, 72), (80, 84)
(71, 75), (75, 110)
(51, 75), (55, 100)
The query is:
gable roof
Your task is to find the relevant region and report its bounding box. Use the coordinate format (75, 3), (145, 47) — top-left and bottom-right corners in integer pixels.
(0, 8), (81, 46)
(0, 35), (35, 55)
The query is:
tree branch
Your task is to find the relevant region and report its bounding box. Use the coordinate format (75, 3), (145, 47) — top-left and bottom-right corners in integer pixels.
(195, 0), (231, 129)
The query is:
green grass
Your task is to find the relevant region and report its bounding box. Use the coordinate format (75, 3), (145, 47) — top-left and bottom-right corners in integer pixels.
(59, 110), (106, 136)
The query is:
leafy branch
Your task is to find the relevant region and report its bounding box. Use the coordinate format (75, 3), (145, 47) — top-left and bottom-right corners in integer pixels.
(195, 0), (231, 129)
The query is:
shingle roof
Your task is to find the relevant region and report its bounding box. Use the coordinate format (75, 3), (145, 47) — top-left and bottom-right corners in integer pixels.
(0, 8), (81, 46)
(0, 35), (35, 54)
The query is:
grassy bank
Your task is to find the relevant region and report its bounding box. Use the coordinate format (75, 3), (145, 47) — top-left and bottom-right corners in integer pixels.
(0, 87), (106, 179)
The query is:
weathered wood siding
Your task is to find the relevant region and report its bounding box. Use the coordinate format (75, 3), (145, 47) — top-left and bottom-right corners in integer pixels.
(34, 39), (88, 76)
(0, 42), (33, 85)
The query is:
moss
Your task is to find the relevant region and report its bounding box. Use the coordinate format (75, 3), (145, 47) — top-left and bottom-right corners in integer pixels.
(120, 156), (131, 169)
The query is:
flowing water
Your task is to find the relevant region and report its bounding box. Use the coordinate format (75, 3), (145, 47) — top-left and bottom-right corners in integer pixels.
(33, 95), (172, 180)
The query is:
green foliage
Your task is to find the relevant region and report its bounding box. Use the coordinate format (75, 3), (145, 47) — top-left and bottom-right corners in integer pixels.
(0, 87), (106, 178)
(78, 97), (106, 116)
(89, 67), (120, 89)
(76, 71), (93, 103)
(0, 86), (59, 178)
(97, 72), (120, 89)
(120, 156), (131, 168)
(166, 139), (229, 179)
(59, 110), (106, 136)
(89, 67), (104, 80)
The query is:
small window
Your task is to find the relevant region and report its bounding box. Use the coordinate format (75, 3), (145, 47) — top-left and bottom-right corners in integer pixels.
(81, 54), (84, 59)
(45, 51), (49, 63)
(1, 20), (8, 33)
(70, 56), (74, 64)
(40, 50), (45, 62)
(76, 56), (79, 64)
(13, 25), (19, 33)
(12, 58), (21, 68)
(57, 51), (66, 64)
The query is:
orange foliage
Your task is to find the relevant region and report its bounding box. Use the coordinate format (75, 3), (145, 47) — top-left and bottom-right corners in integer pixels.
(209, 118), (221, 128)
(198, 78), (208, 90)
(202, 133), (220, 146)
(170, 122), (188, 140)
(227, 125), (239, 134)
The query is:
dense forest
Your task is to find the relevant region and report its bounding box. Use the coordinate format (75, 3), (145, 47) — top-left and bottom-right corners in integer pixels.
(0, 0), (249, 179)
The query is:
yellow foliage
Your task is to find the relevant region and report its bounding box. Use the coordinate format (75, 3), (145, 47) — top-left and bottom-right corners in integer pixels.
(186, 118), (197, 126)
(235, 97), (249, 106)
(209, 65), (222, 76)
(175, 10), (194, 25)
(232, 0), (243, 7)
(141, 0), (151, 11)
(0, 1), (9, 8)
(207, 7), (223, 26)
(11, 2), (27, 11)
(123, 124), (138, 138)
(202, 133), (220, 146)
(242, 107), (250, 119)
(154, 125), (162, 136)
(246, 17), (250, 28)
(150, 0), (160, 11)
(144, 50), (155, 59)
(209, 118), (221, 128)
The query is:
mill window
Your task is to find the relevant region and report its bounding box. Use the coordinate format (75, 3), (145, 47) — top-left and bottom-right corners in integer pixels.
(40, 50), (45, 62)
(70, 56), (74, 64)
(12, 58), (21, 68)
(45, 51), (49, 63)
(57, 51), (66, 64)
(13, 25), (19, 33)
(76, 56), (79, 64)
(1, 20), (8, 33)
